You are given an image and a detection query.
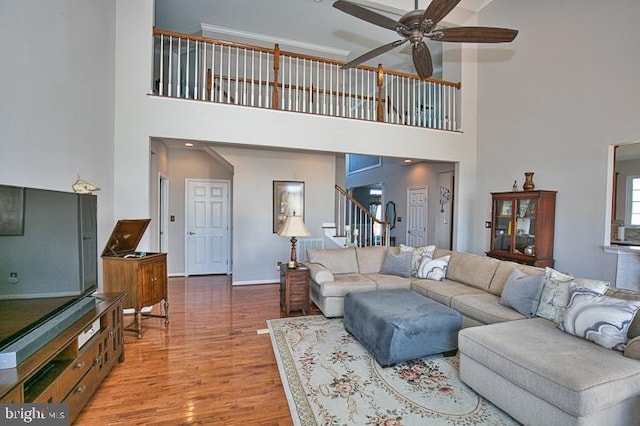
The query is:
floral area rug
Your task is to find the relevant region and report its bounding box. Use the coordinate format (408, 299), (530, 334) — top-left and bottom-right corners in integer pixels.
(267, 315), (518, 426)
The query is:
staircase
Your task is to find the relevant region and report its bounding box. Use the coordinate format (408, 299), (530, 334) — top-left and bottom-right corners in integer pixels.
(295, 185), (391, 261)
(324, 185), (390, 248)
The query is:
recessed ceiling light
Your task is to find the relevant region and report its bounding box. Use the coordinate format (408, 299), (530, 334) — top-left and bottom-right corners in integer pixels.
(404, 159), (413, 163)
(184, 142), (194, 147)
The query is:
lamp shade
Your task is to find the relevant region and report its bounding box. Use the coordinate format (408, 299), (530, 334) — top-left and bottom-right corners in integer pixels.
(277, 215), (310, 237)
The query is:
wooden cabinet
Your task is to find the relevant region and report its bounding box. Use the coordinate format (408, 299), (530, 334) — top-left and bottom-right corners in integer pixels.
(279, 263), (310, 315)
(487, 190), (557, 267)
(102, 253), (168, 339)
(101, 219), (168, 339)
(0, 293), (125, 423)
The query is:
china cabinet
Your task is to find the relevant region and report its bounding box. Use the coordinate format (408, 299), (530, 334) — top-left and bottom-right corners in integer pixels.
(487, 190), (557, 267)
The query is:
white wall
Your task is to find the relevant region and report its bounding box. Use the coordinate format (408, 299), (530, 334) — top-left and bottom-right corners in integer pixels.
(212, 147), (337, 284)
(0, 1), (116, 288)
(477, 0), (640, 283)
(114, 1), (482, 279)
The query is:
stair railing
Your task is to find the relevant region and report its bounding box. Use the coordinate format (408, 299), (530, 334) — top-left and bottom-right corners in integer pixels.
(335, 185), (390, 247)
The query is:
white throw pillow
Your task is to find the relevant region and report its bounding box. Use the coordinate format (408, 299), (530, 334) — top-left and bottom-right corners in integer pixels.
(570, 277), (610, 295)
(417, 255), (450, 281)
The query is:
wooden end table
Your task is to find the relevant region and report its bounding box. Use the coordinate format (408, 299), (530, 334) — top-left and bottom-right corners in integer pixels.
(279, 262), (310, 315)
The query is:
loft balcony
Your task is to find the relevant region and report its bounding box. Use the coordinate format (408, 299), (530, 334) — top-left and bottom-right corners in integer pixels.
(152, 29), (462, 132)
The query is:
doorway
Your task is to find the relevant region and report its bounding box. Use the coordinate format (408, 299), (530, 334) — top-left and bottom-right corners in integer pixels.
(406, 186), (428, 246)
(185, 179), (231, 275)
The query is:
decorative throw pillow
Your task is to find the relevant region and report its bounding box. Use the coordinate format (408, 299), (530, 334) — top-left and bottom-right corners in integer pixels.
(570, 277), (610, 295)
(499, 269), (545, 318)
(379, 250), (412, 278)
(417, 255), (450, 281)
(558, 287), (640, 351)
(400, 244), (436, 277)
(535, 267), (574, 323)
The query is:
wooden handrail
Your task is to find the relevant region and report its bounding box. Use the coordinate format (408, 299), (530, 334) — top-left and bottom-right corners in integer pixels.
(335, 185), (388, 227)
(153, 28), (462, 89)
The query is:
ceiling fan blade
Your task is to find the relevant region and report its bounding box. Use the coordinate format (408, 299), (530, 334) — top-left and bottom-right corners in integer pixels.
(412, 41), (433, 79)
(431, 27), (519, 43)
(333, 0), (406, 32)
(422, 0), (462, 27)
(343, 39), (408, 69)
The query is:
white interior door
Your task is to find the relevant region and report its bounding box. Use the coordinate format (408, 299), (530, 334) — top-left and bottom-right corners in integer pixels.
(186, 179), (230, 275)
(406, 186), (428, 246)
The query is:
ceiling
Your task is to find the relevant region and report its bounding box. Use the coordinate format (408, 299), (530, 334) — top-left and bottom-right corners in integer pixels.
(154, 0), (493, 78)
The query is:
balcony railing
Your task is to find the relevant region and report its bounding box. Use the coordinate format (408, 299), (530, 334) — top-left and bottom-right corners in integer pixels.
(152, 28), (461, 131)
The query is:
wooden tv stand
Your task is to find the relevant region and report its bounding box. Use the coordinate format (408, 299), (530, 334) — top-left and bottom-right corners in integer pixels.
(0, 293), (125, 423)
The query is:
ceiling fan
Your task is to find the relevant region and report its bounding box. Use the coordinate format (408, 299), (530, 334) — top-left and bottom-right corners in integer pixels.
(333, 0), (518, 78)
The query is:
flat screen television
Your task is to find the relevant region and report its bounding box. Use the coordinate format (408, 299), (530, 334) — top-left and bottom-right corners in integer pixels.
(0, 184), (97, 355)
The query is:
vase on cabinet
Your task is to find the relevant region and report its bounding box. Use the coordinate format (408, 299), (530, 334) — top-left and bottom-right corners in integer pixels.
(523, 172), (535, 191)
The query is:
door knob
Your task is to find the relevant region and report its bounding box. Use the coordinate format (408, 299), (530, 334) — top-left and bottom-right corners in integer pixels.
(188, 231), (195, 235)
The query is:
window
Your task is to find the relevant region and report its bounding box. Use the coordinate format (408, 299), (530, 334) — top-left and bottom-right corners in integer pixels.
(627, 176), (640, 225)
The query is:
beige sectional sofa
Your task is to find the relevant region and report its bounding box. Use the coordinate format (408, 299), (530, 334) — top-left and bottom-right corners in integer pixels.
(304, 245), (640, 425)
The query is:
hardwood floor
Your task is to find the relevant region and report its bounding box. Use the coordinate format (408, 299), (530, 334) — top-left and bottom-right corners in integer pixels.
(76, 275), (313, 425)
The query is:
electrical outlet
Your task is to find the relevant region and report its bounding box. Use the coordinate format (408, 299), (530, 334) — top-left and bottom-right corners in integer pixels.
(8, 272), (19, 284)
(485, 221), (492, 229)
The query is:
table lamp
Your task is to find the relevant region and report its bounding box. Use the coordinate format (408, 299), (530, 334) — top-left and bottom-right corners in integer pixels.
(277, 215), (310, 268)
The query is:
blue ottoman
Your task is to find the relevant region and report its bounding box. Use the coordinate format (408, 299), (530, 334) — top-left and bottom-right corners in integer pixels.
(343, 289), (462, 366)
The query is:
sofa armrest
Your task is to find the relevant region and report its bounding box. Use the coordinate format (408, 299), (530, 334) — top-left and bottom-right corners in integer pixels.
(624, 336), (640, 360)
(304, 262), (334, 284)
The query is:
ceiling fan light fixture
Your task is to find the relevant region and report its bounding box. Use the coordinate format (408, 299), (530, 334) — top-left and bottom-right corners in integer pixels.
(332, 0), (518, 79)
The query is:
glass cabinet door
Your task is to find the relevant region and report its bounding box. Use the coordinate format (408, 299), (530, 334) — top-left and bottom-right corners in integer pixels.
(493, 199), (513, 252)
(515, 198), (536, 256)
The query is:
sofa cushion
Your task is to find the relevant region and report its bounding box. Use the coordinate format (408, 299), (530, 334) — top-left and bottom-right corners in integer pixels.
(319, 274), (376, 297)
(488, 261), (544, 296)
(399, 244), (436, 277)
(558, 287), (640, 351)
(355, 246), (387, 274)
(308, 247), (359, 274)
(459, 318), (640, 417)
(411, 279), (485, 307)
(304, 262), (334, 284)
(379, 250), (412, 278)
(446, 252), (500, 291)
(452, 293), (526, 324)
(433, 248), (453, 258)
(416, 255), (450, 281)
(499, 269), (545, 318)
(363, 273), (412, 290)
(625, 336), (640, 360)
(605, 287), (640, 339)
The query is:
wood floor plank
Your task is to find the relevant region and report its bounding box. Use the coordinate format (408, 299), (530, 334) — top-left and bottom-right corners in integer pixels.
(75, 275), (314, 425)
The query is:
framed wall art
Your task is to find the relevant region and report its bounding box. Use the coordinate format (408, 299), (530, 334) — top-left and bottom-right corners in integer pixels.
(273, 181), (305, 233)
(0, 185), (25, 236)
